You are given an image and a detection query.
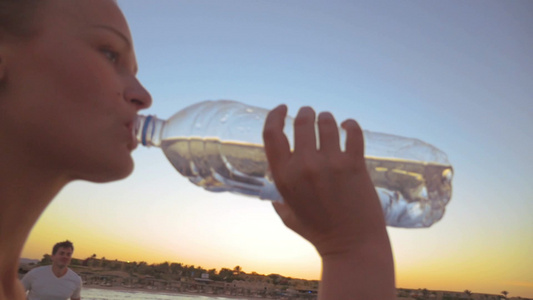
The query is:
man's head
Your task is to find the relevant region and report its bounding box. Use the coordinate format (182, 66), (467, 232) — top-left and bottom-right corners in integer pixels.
(51, 240), (74, 269)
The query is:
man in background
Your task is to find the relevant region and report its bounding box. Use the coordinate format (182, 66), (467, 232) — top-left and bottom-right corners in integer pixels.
(21, 240), (82, 300)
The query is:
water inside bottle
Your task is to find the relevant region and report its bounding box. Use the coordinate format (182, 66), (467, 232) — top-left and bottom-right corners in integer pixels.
(161, 137), (453, 227)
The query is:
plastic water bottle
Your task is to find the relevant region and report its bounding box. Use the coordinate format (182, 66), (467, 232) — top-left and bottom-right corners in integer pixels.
(136, 100), (453, 228)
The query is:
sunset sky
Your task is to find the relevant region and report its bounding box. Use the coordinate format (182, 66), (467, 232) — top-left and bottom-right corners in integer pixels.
(22, 1), (532, 298)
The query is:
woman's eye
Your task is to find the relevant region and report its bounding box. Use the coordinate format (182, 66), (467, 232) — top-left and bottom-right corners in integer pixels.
(101, 48), (119, 63)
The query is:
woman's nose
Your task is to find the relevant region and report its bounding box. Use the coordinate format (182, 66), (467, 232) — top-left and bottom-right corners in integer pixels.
(124, 76), (152, 110)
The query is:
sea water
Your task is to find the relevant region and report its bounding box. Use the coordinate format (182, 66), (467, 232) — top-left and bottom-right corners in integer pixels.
(82, 288), (234, 300)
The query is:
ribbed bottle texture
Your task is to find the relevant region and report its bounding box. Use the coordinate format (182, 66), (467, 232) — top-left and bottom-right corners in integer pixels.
(136, 100), (453, 228)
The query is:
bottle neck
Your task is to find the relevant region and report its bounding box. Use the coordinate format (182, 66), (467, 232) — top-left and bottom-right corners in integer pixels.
(135, 115), (165, 147)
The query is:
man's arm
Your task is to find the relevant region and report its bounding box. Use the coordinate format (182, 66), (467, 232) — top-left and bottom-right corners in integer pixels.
(71, 275), (82, 300)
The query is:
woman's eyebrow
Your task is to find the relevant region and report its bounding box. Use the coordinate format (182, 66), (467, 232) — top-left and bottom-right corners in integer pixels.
(91, 24), (132, 49)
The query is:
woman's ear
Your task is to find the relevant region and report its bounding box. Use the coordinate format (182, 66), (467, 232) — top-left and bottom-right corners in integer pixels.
(0, 29), (6, 82)
(0, 31), (2, 79)
(0, 53), (5, 83)
(0, 55), (4, 83)
(0, 38), (6, 83)
(0, 33), (4, 82)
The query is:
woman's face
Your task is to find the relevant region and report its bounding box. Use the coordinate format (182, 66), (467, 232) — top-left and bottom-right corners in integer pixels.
(0, 0), (152, 182)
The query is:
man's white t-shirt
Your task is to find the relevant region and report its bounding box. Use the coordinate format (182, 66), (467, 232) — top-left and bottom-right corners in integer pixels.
(21, 265), (82, 300)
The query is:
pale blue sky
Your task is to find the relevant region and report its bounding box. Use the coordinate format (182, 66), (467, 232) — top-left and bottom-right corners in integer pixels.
(25, 0), (532, 296)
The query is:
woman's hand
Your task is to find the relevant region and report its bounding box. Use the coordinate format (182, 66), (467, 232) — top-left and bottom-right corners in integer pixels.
(263, 105), (388, 255)
(263, 104), (395, 299)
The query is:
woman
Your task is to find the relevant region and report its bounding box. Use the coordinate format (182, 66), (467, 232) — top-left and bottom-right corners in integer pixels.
(0, 1), (395, 299)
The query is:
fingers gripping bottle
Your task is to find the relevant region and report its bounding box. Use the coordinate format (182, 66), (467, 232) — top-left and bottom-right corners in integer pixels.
(136, 100), (453, 228)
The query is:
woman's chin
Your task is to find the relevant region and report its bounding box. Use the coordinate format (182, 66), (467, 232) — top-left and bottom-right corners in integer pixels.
(77, 158), (135, 183)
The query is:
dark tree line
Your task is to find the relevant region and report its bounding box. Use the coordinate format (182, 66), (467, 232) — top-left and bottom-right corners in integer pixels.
(40, 254), (303, 285)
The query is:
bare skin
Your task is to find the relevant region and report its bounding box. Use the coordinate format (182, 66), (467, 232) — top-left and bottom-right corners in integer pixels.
(0, 1), (150, 299)
(0, 1), (395, 299)
(50, 247), (73, 278)
(263, 105), (396, 299)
